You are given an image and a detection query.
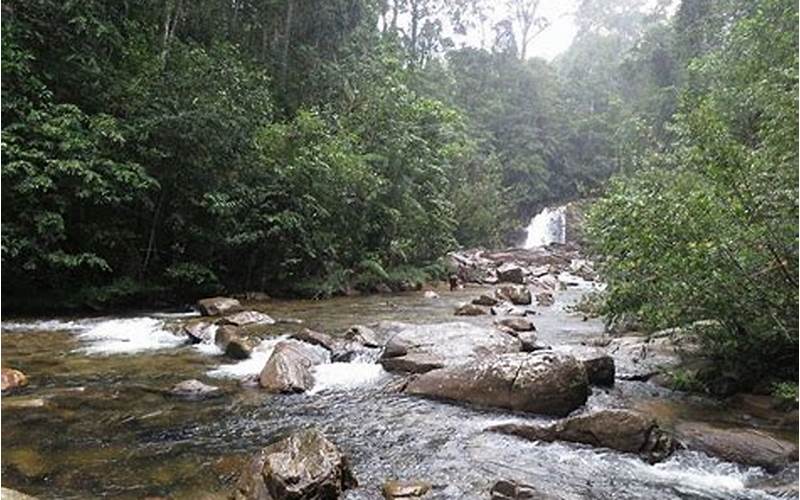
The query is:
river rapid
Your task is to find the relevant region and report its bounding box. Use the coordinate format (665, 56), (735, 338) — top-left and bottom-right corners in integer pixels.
(2, 272), (796, 499)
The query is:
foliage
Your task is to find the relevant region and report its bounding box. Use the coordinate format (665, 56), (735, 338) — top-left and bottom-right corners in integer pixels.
(587, 0), (798, 386)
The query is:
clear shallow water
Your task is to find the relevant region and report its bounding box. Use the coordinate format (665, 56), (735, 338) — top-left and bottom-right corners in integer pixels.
(1, 280), (794, 499)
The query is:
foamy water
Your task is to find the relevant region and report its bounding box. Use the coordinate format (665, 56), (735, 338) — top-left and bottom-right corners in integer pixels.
(525, 206), (566, 248)
(206, 335), (289, 378)
(75, 318), (185, 355)
(308, 362), (388, 394)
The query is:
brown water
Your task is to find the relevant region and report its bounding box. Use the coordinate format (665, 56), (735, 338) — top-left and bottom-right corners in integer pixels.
(1, 281), (795, 499)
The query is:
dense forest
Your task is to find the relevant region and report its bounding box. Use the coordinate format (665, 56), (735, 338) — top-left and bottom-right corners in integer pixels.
(2, 0), (797, 398)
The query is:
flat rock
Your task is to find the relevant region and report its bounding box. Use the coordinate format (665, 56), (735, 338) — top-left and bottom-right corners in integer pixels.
(197, 296), (242, 316)
(674, 421), (799, 472)
(218, 310), (275, 327)
(491, 409), (674, 462)
(379, 322), (521, 374)
(406, 351), (589, 416)
(169, 379), (222, 400)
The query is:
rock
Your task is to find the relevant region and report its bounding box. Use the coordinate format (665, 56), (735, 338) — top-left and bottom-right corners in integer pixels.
(535, 292), (554, 306)
(291, 328), (364, 362)
(423, 291), (439, 299)
(169, 379), (222, 400)
(674, 422), (799, 471)
(554, 346), (614, 386)
(379, 322), (521, 374)
(497, 263), (525, 284)
(234, 428), (356, 499)
(606, 335), (682, 381)
(215, 326), (253, 359)
(1, 368), (28, 394)
(497, 318), (535, 332)
(344, 325), (382, 348)
(197, 296), (242, 316)
(496, 285), (532, 305)
(5, 448), (48, 479)
(491, 409), (674, 463)
(472, 294), (499, 307)
(482, 276), (499, 285)
(182, 321), (216, 344)
(382, 480), (431, 498)
(0, 488), (38, 500)
(218, 310), (275, 327)
(490, 480), (547, 499)
(455, 303), (488, 316)
(375, 283), (393, 294)
(750, 464), (799, 497)
(259, 340), (329, 393)
(406, 351), (589, 416)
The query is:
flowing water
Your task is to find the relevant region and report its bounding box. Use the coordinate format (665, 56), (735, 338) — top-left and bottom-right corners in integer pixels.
(525, 206), (567, 248)
(1, 279), (795, 499)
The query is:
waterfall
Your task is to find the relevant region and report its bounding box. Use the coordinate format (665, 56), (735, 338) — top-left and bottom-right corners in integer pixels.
(524, 206), (566, 248)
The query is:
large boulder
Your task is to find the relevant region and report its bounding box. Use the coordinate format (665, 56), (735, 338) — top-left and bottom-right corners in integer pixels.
(234, 428), (356, 499)
(406, 351), (589, 416)
(197, 296), (242, 316)
(497, 263), (525, 284)
(219, 310), (275, 327)
(1, 368), (28, 394)
(496, 285), (532, 305)
(259, 340), (329, 393)
(554, 346), (614, 386)
(455, 303), (488, 316)
(379, 322), (521, 374)
(490, 409), (674, 463)
(606, 335), (682, 381)
(674, 422), (799, 472)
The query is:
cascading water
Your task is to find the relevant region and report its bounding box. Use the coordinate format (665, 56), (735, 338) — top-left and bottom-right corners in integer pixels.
(524, 206), (566, 248)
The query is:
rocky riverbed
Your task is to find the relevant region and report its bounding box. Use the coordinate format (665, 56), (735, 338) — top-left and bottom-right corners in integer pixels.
(2, 243), (797, 499)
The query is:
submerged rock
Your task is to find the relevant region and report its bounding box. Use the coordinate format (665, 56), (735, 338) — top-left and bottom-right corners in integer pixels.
(197, 296), (242, 316)
(1, 368), (28, 394)
(674, 421), (799, 472)
(406, 351), (588, 416)
(234, 428), (357, 499)
(535, 292), (554, 307)
(379, 322), (520, 374)
(490, 409), (674, 463)
(490, 480), (549, 499)
(169, 379), (222, 400)
(496, 285), (532, 305)
(382, 480), (431, 498)
(218, 310), (275, 327)
(455, 303), (489, 316)
(259, 340), (329, 393)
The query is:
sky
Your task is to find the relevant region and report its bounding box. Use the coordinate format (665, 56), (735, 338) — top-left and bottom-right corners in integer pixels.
(527, 0), (580, 60)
